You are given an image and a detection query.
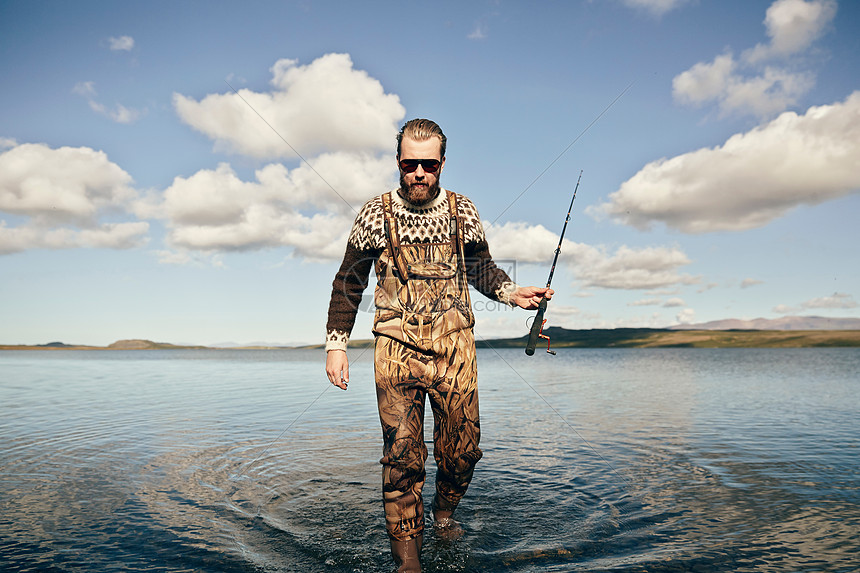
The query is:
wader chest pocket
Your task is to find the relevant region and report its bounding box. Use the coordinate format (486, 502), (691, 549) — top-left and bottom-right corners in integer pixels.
(406, 261), (457, 280)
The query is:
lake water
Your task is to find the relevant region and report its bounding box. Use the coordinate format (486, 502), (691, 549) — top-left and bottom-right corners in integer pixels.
(1, 347), (858, 572)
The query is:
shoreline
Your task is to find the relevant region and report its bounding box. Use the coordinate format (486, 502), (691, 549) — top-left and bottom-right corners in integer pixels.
(3, 329), (860, 350)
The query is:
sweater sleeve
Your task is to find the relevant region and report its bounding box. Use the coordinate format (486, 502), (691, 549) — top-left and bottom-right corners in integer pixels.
(325, 244), (376, 351)
(325, 198), (384, 351)
(459, 195), (519, 305)
(465, 238), (518, 306)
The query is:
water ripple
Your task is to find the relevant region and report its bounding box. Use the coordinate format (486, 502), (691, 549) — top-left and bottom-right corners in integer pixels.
(1, 348), (859, 572)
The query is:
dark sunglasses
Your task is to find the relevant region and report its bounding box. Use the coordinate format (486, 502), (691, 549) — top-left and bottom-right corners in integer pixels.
(398, 159), (441, 173)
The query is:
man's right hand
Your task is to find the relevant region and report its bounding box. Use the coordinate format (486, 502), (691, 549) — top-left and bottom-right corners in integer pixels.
(325, 349), (349, 390)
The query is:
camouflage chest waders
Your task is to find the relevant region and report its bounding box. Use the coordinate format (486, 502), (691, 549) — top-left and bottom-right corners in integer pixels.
(373, 190), (483, 541)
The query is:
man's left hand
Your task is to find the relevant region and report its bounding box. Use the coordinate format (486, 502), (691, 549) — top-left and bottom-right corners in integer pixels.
(510, 286), (554, 310)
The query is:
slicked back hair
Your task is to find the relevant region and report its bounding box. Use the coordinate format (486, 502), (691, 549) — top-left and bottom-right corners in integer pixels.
(396, 118), (446, 159)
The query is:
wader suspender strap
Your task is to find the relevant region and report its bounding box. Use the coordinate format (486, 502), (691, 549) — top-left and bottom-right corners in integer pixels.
(446, 190), (468, 277)
(446, 190), (471, 302)
(382, 192), (410, 283)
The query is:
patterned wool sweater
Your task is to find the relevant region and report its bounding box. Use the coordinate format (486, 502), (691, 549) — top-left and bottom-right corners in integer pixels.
(325, 189), (518, 351)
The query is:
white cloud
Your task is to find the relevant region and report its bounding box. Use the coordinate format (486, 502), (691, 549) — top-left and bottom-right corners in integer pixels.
(467, 24), (487, 40)
(88, 100), (141, 124)
(482, 221), (559, 264)
(154, 153), (395, 258)
(672, 0), (835, 118)
(74, 81), (142, 124)
(0, 221), (148, 254)
(0, 142), (148, 254)
(73, 81), (97, 97)
(676, 308), (696, 324)
(744, 0), (837, 63)
(621, 0), (689, 17)
(773, 292), (857, 314)
(155, 249), (193, 266)
(593, 92), (860, 233)
(672, 53), (735, 106)
(572, 243), (698, 290)
(174, 53), (405, 159)
(0, 137), (16, 150)
(673, 52), (813, 118)
(108, 35), (135, 51)
(574, 243), (698, 290)
(0, 143), (136, 224)
(629, 297), (663, 307)
(741, 278), (764, 288)
(139, 54), (410, 262)
(664, 297), (686, 307)
(485, 221), (698, 290)
(801, 292), (857, 309)
(225, 73), (247, 86)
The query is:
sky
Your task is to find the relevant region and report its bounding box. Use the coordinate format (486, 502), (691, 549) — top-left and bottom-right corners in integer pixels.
(1, 0), (858, 346)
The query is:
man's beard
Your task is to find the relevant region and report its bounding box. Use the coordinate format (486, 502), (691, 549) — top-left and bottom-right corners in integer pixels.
(398, 173), (441, 206)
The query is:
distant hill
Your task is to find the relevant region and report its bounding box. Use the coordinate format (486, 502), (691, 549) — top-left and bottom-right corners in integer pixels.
(4, 321), (860, 352)
(670, 315), (860, 331)
(476, 326), (860, 349)
(0, 339), (209, 351)
(107, 339), (208, 350)
(1, 339), (258, 351)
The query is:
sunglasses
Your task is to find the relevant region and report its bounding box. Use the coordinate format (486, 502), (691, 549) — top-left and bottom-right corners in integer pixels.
(398, 159), (442, 173)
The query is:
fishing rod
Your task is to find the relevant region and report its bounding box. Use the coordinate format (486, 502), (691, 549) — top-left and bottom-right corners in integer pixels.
(525, 170), (582, 356)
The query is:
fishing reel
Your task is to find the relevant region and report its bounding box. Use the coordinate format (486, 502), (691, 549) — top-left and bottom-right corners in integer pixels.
(525, 308), (555, 356)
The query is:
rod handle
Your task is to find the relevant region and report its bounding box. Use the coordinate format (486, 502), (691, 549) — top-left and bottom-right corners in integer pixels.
(525, 297), (548, 356)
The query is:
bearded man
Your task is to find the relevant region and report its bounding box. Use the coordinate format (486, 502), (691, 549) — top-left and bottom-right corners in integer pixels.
(325, 118), (551, 572)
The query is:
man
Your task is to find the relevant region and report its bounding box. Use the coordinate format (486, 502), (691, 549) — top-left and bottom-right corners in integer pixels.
(325, 118), (552, 572)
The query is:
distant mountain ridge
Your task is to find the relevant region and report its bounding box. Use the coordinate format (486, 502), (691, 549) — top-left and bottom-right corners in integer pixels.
(107, 339), (207, 350)
(4, 316), (859, 351)
(670, 315), (860, 331)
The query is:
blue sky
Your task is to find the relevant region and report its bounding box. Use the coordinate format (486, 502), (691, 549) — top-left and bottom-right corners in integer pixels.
(1, 0), (858, 346)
